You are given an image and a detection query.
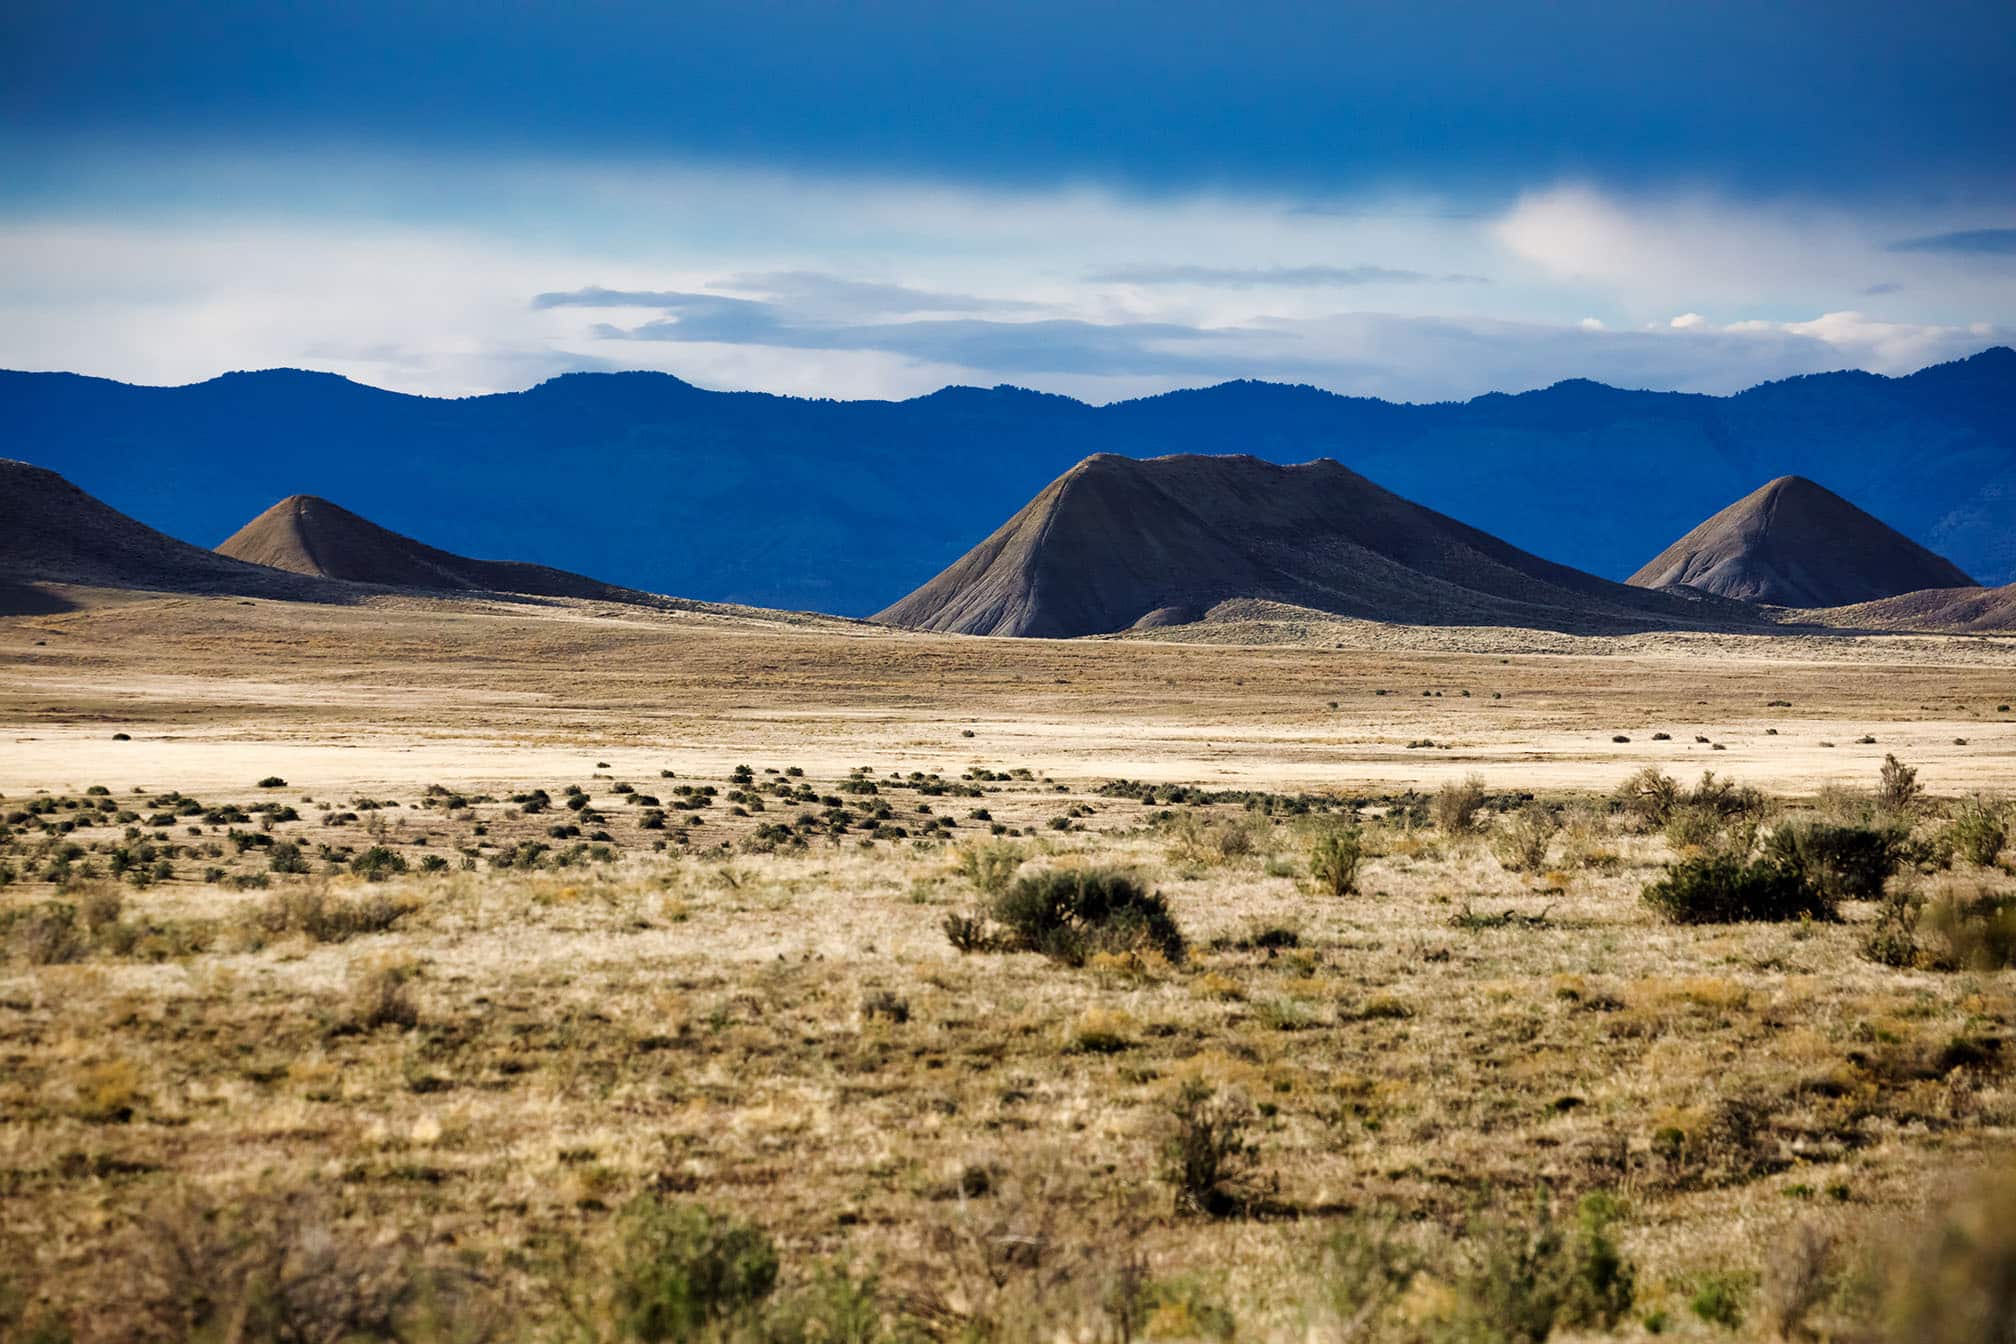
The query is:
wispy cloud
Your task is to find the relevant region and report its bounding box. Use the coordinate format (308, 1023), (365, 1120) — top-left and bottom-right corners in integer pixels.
(1886, 227), (2016, 256)
(1083, 263), (1486, 287)
(710, 270), (1042, 316)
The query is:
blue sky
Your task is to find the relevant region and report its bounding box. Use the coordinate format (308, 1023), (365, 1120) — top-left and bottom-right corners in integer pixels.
(2, 0), (2012, 400)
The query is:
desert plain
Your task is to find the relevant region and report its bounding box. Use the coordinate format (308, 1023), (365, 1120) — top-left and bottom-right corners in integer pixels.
(2, 589), (2013, 1341)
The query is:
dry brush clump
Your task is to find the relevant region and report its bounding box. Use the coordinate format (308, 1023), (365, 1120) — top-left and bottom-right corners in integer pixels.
(242, 884), (416, 945)
(1431, 773), (1489, 835)
(1489, 803), (1560, 874)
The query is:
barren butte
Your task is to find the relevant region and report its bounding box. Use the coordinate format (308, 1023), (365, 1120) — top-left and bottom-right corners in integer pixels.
(217, 494), (658, 603)
(1628, 474), (1974, 608)
(0, 458), (338, 612)
(874, 452), (1746, 638)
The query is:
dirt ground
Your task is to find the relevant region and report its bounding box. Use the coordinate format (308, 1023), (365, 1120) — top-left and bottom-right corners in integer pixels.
(6, 588), (2016, 799)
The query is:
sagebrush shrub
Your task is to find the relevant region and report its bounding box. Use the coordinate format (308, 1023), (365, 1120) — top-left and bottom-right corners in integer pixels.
(1944, 798), (2007, 867)
(1451, 1192), (1636, 1343)
(350, 846), (407, 883)
(1159, 1081), (1264, 1217)
(989, 868), (1185, 966)
(268, 840), (310, 874)
(1615, 767), (1679, 829)
(1491, 804), (1560, 873)
(1306, 827), (1363, 897)
(1642, 856), (1832, 924)
(954, 840), (1024, 895)
(1762, 821), (1900, 903)
(612, 1197), (779, 1340)
(1877, 753), (1922, 814)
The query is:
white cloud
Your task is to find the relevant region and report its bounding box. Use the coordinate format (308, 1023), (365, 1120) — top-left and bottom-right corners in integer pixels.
(1491, 183), (2016, 323)
(0, 164), (2005, 404)
(1720, 310), (1995, 374)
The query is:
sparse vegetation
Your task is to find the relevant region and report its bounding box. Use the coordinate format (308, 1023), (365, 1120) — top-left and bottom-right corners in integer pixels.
(5, 651), (2015, 1342)
(1432, 773), (1488, 834)
(1306, 825), (1363, 897)
(1490, 802), (1559, 873)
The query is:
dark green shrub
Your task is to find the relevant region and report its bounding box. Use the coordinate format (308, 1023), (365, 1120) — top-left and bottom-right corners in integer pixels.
(350, 847), (407, 883)
(1763, 822), (1901, 903)
(1642, 857), (1831, 924)
(256, 776), (287, 789)
(988, 868), (1185, 966)
(268, 840), (310, 874)
(612, 1198), (779, 1341)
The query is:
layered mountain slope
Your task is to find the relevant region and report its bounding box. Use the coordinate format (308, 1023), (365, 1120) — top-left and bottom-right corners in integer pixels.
(217, 495), (657, 603)
(0, 458), (339, 611)
(1627, 475), (1976, 608)
(874, 453), (1743, 637)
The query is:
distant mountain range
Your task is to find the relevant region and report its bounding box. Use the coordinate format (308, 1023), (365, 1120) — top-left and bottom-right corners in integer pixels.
(4, 349), (2013, 616)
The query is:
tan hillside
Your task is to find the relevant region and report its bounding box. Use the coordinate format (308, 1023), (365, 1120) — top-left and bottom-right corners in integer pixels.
(875, 452), (1745, 637)
(1628, 474), (1974, 607)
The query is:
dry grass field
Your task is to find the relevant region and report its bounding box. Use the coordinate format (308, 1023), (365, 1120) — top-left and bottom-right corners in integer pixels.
(2, 590), (2014, 1342)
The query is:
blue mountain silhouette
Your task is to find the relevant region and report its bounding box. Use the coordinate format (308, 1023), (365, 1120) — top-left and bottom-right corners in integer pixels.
(2, 348), (2010, 616)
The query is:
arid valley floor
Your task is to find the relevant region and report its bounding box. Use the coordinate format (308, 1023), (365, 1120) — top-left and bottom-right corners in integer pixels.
(3, 590), (2014, 1341)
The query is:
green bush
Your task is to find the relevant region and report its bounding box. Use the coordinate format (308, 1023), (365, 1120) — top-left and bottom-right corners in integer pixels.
(953, 840), (1024, 895)
(350, 846), (408, 883)
(1877, 753), (1922, 814)
(612, 1198), (779, 1341)
(1944, 798), (2007, 867)
(1449, 1191), (1636, 1343)
(1306, 826), (1363, 897)
(268, 840), (310, 875)
(1642, 857), (1832, 924)
(1762, 821), (1900, 903)
(988, 868), (1185, 966)
(1862, 888), (1923, 968)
